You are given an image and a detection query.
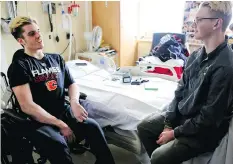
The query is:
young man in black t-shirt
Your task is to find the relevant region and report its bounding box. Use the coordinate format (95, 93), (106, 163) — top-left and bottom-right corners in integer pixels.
(7, 16), (115, 164)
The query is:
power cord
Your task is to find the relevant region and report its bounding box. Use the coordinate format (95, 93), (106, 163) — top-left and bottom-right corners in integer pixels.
(60, 35), (75, 55)
(60, 42), (70, 55)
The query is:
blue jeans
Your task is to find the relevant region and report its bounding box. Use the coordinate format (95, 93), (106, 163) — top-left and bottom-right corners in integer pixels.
(2, 106), (115, 164)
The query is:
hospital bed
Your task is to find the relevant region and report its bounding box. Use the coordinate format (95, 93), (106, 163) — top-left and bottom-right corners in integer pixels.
(66, 58), (233, 164)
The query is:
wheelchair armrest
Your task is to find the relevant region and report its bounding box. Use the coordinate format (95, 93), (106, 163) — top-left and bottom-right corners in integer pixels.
(64, 89), (87, 100)
(1, 109), (31, 122)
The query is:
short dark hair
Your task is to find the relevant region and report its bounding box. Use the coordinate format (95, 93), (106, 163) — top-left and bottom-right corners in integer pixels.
(9, 16), (38, 40)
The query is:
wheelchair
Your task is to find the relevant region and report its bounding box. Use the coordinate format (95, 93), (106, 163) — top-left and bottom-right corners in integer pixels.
(1, 71), (92, 164)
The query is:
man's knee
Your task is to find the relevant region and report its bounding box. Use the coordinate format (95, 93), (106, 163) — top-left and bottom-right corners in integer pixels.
(137, 119), (148, 135)
(150, 146), (173, 164)
(151, 152), (165, 164)
(84, 118), (105, 135)
(137, 114), (164, 135)
(85, 118), (101, 129)
(32, 126), (69, 154)
(33, 126), (73, 164)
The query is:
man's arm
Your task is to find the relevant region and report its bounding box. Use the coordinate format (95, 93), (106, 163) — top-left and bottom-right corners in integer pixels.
(164, 51), (198, 128)
(62, 59), (88, 122)
(164, 74), (185, 128)
(68, 83), (88, 122)
(68, 83), (80, 103)
(12, 83), (67, 129)
(174, 67), (233, 137)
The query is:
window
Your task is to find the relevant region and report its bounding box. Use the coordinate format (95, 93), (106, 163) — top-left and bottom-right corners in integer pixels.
(138, 0), (186, 39)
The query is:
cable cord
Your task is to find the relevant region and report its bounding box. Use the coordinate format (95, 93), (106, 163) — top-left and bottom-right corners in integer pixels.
(47, 4), (53, 32)
(60, 42), (70, 55)
(60, 35), (75, 55)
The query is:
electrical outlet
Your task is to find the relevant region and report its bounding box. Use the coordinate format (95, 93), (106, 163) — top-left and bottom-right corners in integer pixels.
(66, 33), (70, 39)
(66, 33), (74, 39)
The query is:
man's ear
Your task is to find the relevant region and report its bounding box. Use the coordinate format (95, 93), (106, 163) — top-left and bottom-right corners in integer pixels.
(17, 38), (25, 45)
(214, 19), (219, 26)
(213, 19), (222, 30)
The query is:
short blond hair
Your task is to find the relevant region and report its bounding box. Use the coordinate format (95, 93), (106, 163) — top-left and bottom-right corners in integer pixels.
(200, 1), (233, 31)
(9, 16), (38, 39)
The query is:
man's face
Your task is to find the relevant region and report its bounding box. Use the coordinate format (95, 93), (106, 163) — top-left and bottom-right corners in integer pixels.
(192, 7), (220, 40)
(18, 23), (44, 50)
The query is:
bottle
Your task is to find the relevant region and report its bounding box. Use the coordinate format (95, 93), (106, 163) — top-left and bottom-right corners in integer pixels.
(61, 10), (69, 32)
(72, 4), (80, 17)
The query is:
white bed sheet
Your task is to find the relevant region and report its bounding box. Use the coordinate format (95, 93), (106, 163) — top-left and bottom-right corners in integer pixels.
(66, 60), (178, 120)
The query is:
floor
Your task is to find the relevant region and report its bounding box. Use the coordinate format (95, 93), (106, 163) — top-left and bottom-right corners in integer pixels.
(33, 144), (142, 164)
(71, 144), (141, 164)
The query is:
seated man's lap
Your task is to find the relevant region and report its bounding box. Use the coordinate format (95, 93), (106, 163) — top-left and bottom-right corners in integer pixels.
(60, 105), (105, 142)
(138, 113), (165, 134)
(151, 138), (204, 164)
(137, 114), (214, 164)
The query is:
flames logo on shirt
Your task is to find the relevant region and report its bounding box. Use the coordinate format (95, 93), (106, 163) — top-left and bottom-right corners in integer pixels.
(46, 80), (57, 91)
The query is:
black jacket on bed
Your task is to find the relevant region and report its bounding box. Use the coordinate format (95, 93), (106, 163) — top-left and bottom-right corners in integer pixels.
(164, 40), (233, 144)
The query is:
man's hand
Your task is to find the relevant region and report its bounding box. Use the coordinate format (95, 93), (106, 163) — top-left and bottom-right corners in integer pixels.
(162, 128), (173, 132)
(158, 127), (172, 139)
(59, 121), (75, 143)
(70, 101), (88, 122)
(156, 130), (175, 145)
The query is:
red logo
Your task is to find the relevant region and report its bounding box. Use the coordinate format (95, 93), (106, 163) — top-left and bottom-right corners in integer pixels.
(46, 80), (57, 91)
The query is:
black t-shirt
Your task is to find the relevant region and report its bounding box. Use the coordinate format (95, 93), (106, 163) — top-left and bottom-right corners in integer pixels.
(7, 52), (75, 117)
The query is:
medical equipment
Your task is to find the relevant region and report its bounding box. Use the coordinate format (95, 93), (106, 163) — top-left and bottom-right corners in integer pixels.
(1, 18), (11, 33)
(122, 72), (132, 83)
(76, 52), (117, 74)
(7, 1), (17, 19)
(118, 65), (179, 82)
(70, 2), (80, 17)
(47, 2), (53, 32)
(1, 2), (17, 34)
(131, 78), (149, 85)
(60, 2), (72, 60)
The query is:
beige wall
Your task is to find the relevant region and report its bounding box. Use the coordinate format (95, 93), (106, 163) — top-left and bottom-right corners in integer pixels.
(137, 40), (152, 58)
(120, 0), (138, 66)
(92, 1), (120, 66)
(1, 1), (91, 65)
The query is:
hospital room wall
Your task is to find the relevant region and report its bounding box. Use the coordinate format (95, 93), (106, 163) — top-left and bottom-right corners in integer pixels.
(92, 1), (138, 67)
(137, 40), (152, 58)
(92, 1), (121, 66)
(1, 1), (92, 65)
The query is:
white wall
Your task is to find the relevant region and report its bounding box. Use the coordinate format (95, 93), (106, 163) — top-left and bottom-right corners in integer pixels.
(0, 35), (8, 74)
(1, 1), (92, 65)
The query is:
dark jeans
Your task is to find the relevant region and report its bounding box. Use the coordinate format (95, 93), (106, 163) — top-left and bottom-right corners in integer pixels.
(1, 106), (115, 164)
(137, 114), (212, 164)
